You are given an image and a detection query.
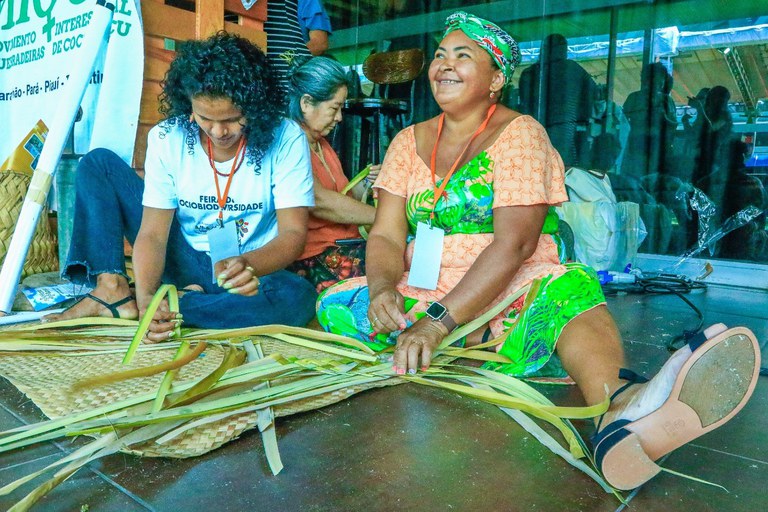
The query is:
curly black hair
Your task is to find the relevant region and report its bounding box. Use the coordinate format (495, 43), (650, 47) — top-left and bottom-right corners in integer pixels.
(158, 32), (284, 169)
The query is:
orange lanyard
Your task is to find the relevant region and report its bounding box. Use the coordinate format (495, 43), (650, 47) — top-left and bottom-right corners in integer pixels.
(207, 136), (246, 224)
(429, 104), (496, 220)
(312, 141), (337, 187)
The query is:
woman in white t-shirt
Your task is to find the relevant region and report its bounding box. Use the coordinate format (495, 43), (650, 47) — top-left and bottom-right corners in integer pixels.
(45, 33), (317, 340)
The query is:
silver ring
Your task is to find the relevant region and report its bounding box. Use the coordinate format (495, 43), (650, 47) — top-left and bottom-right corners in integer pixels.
(372, 316), (379, 324)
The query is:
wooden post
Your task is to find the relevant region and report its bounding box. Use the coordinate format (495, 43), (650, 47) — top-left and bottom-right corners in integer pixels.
(196, 0), (225, 39)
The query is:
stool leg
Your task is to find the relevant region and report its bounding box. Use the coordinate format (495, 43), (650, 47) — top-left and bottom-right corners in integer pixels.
(372, 109), (381, 165)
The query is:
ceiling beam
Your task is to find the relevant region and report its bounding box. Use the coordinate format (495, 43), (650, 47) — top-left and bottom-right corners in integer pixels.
(332, 0), (648, 47)
(332, 0), (768, 50)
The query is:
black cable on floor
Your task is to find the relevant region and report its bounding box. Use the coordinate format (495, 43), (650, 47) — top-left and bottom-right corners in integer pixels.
(636, 275), (706, 352)
(602, 273), (705, 352)
(603, 273), (767, 376)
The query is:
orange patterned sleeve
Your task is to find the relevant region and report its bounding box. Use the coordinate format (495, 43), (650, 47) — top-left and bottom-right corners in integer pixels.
(373, 126), (416, 198)
(491, 116), (568, 208)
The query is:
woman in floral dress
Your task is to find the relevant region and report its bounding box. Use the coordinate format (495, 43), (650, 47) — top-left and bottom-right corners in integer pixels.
(315, 11), (760, 492)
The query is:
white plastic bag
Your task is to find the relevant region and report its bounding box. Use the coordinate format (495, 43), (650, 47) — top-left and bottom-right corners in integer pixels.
(557, 168), (646, 271)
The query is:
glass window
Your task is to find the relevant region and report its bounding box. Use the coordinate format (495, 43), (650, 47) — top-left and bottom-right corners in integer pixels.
(324, 1), (768, 265)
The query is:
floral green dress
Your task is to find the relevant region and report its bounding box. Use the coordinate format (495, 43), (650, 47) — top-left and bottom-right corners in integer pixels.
(317, 116), (605, 380)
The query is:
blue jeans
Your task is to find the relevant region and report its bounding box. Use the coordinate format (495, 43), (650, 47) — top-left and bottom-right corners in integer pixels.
(63, 148), (317, 328)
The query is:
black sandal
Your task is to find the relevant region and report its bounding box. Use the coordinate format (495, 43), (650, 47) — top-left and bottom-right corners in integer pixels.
(69, 293), (134, 319)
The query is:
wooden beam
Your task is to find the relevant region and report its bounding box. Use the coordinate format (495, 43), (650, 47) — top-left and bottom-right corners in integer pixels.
(196, 0), (225, 39)
(225, 21), (267, 49)
(144, 41), (175, 82)
(142, 2), (196, 41)
(223, 0), (267, 21)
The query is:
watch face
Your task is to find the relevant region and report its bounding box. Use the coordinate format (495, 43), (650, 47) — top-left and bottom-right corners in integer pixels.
(425, 301), (447, 320)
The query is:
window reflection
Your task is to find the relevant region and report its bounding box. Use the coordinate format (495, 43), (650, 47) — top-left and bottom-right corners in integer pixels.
(324, 1), (768, 264)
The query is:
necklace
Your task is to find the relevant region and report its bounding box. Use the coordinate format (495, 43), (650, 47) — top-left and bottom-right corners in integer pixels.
(206, 135), (246, 177)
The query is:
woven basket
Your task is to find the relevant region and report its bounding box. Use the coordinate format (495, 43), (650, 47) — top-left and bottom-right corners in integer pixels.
(0, 335), (402, 458)
(363, 49), (425, 85)
(0, 171), (58, 278)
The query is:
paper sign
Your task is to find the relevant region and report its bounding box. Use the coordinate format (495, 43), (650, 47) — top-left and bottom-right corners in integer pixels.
(207, 221), (241, 283)
(406, 222), (444, 290)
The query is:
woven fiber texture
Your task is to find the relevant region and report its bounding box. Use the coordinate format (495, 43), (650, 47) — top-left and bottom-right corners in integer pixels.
(0, 344), (226, 417)
(0, 335), (401, 458)
(0, 171), (58, 278)
(363, 49), (425, 85)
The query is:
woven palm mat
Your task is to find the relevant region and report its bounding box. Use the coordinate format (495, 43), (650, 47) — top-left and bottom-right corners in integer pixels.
(0, 335), (402, 458)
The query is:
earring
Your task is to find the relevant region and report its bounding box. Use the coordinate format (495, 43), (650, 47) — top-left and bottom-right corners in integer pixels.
(489, 90), (496, 100)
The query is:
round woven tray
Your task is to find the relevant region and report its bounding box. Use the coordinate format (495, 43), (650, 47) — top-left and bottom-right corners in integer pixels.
(0, 335), (402, 458)
(363, 49), (425, 85)
(0, 171), (58, 278)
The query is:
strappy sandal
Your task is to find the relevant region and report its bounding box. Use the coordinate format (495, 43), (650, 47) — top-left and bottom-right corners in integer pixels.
(66, 293), (134, 319)
(592, 326), (761, 490)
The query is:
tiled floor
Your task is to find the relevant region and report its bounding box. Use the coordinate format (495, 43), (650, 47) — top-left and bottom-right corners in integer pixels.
(0, 283), (766, 511)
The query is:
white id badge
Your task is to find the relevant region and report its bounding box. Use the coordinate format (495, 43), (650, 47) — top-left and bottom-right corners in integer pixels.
(207, 221), (240, 283)
(406, 221), (444, 290)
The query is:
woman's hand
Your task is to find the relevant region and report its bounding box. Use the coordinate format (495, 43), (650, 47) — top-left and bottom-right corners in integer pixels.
(138, 296), (183, 344)
(366, 164), (381, 184)
(368, 286), (406, 333)
(215, 256), (260, 296)
(392, 318), (448, 374)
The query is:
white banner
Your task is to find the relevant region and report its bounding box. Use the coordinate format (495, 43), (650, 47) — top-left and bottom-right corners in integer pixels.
(0, 0), (144, 165)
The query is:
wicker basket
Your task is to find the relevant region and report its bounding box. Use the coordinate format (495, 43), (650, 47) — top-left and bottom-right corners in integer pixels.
(363, 49), (425, 85)
(0, 335), (402, 458)
(0, 171), (59, 278)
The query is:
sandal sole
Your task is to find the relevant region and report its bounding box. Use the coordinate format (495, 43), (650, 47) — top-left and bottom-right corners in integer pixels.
(600, 327), (760, 490)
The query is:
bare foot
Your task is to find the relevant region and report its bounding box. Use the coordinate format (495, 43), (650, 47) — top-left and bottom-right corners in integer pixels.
(597, 323), (728, 430)
(42, 274), (139, 322)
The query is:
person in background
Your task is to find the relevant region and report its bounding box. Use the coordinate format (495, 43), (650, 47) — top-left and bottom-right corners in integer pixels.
(299, 0), (332, 56)
(679, 87), (710, 182)
(682, 87), (709, 136)
(265, 0), (332, 92)
(316, 11), (760, 492)
(697, 140), (767, 261)
(621, 62), (677, 179)
(517, 33), (598, 168)
(44, 32), (317, 336)
(284, 56), (379, 292)
(693, 85), (734, 186)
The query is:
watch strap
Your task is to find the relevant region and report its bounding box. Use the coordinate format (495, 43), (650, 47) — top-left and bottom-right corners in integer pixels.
(439, 312), (458, 333)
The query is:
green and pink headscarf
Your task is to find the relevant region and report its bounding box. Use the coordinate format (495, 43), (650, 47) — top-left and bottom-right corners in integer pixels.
(443, 11), (521, 84)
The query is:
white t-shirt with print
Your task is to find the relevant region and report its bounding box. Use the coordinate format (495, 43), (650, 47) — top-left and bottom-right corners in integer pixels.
(142, 118), (314, 254)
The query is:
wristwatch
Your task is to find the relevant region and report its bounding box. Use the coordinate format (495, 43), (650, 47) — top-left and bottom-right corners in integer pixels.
(425, 301), (458, 332)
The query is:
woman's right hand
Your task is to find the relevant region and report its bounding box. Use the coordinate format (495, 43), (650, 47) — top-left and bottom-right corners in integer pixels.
(138, 295), (183, 344)
(368, 286), (407, 333)
(366, 164), (381, 184)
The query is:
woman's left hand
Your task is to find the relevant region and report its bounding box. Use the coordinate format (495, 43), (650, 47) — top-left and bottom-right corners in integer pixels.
(392, 317), (448, 375)
(215, 256), (260, 296)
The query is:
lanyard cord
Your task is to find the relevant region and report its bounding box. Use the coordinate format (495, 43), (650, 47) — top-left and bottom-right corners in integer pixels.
(207, 135), (246, 222)
(429, 104), (496, 220)
(311, 140), (337, 186)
